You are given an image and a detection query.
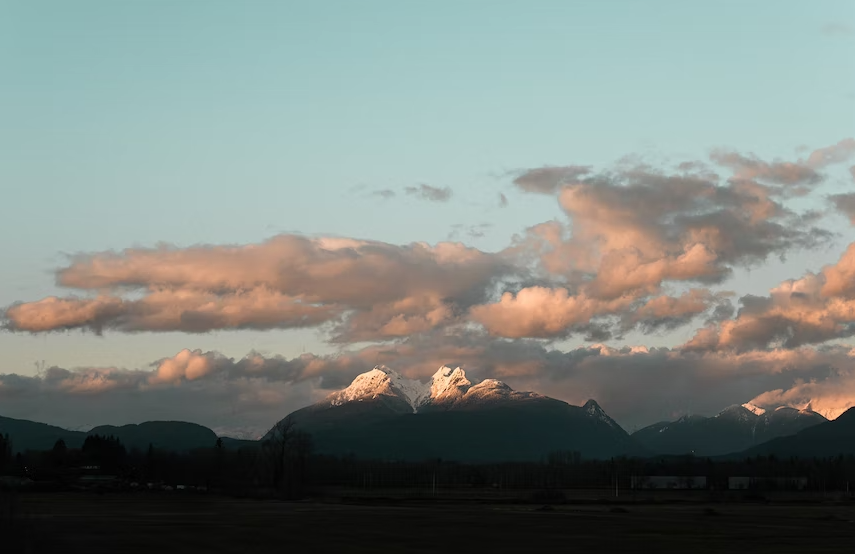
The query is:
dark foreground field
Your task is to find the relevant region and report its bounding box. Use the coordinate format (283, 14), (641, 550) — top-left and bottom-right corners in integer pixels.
(4, 493), (855, 553)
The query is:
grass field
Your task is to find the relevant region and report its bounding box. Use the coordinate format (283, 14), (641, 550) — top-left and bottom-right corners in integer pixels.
(3, 492), (854, 553)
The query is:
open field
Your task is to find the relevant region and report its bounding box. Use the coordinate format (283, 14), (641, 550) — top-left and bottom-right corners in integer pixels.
(3, 492), (855, 553)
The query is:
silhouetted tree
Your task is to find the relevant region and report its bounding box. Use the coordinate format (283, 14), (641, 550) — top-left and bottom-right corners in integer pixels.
(50, 439), (68, 468)
(82, 435), (126, 471)
(262, 417), (295, 490)
(0, 434), (11, 472)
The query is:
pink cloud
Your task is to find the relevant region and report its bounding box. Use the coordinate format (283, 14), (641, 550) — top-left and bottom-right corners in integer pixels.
(685, 241), (855, 352)
(470, 287), (634, 338)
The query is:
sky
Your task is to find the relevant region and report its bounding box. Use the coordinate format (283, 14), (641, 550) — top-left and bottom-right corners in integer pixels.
(1, 0), (854, 437)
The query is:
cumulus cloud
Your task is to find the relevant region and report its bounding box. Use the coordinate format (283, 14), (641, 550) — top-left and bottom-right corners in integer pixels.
(404, 184), (453, 202)
(685, 242), (855, 352)
(470, 287), (634, 339)
(627, 289), (732, 332)
(3, 236), (514, 341)
(526, 169), (828, 295)
(4, 138), (852, 347)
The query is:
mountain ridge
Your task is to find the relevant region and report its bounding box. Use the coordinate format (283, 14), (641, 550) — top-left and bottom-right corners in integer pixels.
(274, 365), (645, 462)
(632, 403), (827, 456)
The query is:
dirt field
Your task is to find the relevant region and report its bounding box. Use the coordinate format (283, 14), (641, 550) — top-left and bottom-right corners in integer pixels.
(4, 492), (855, 553)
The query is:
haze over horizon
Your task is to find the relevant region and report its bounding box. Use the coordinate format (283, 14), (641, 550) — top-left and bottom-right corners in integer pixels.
(2, 1), (855, 437)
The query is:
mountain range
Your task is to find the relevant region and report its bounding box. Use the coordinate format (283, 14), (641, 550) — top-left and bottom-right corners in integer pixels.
(732, 406), (855, 459)
(2, 365), (853, 461)
(631, 404), (827, 457)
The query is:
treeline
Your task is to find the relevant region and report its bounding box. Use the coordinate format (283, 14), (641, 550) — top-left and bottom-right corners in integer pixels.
(1, 418), (312, 499)
(305, 453), (855, 492)
(6, 428), (855, 495)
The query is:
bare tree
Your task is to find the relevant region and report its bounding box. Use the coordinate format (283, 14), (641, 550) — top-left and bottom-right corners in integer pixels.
(262, 417), (295, 490)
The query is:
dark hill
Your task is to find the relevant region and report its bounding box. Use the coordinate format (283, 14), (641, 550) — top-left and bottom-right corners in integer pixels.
(0, 416), (85, 453)
(88, 421), (219, 453)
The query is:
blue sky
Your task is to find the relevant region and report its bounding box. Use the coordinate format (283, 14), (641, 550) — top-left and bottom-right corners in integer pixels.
(1, 1), (854, 431)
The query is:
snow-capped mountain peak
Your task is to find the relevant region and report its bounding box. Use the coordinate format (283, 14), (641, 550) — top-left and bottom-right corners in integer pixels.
(327, 365), (548, 413)
(429, 366), (471, 402)
(328, 366), (429, 412)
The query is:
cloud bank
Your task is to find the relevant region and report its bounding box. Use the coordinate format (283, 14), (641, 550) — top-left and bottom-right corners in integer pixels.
(3, 138), (855, 431)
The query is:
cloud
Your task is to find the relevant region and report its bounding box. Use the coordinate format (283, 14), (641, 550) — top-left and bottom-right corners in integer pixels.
(4, 139), (851, 346)
(748, 364), (855, 420)
(0, 347), (375, 435)
(710, 150), (821, 187)
(830, 193), (855, 224)
(470, 287), (633, 339)
(4, 289), (340, 334)
(3, 235), (515, 341)
(506, 166), (828, 304)
(685, 242), (855, 352)
(404, 184), (452, 202)
(348, 331), (855, 428)
(511, 165), (591, 194)
(448, 223), (492, 241)
(371, 189), (396, 199)
(806, 138), (855, 168)
(3, 332), (855, 432)
(627, 289), (732, 332)
(710, 139), (855, 191)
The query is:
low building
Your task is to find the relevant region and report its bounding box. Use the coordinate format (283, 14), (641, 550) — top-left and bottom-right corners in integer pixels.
(631, 476), (707, 490)
(728, 476), (808, 490)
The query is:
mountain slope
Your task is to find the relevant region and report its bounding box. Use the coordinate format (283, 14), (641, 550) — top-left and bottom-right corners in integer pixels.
(275, 366), (646, 462)
(0, 416), (86, 453)
(633, 405), (826, 456)
(731, 407), (855, 459)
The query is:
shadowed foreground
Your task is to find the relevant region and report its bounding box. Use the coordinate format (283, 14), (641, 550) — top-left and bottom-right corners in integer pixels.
(5, 493), (855, 553)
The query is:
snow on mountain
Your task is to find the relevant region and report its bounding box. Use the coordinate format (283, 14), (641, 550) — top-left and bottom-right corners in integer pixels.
(328, 366), (429, 411)
(326, 365), (549, 413)
(742, 403), (766, 416)
(715, 404), (757, 423)
(429, 366), (472, 404)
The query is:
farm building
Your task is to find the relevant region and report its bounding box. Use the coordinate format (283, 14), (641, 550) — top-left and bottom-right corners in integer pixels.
(631, 476), (707, 490)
